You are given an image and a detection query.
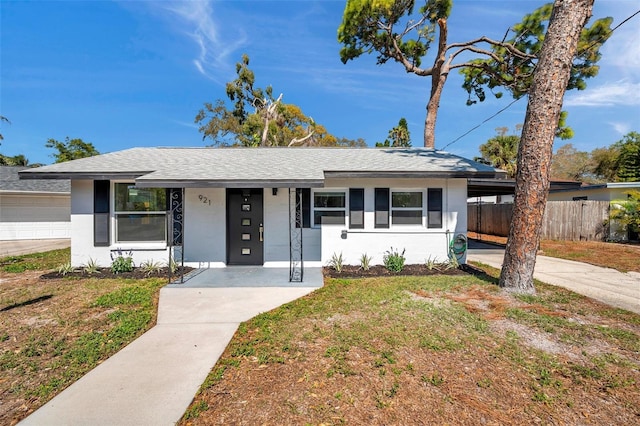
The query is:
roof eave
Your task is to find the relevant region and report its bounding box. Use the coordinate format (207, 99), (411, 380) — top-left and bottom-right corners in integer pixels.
(19, 171), (152, 180)
(134, 179), (326, 189)
(324, 171), (505, 179)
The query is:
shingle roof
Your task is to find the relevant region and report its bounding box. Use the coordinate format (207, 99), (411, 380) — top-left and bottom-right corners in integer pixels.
(1, 166), (70, 193)
(19, 147), (505, 187)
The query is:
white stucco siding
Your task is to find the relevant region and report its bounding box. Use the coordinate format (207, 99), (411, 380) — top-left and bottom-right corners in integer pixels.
(319, 178), (468, 266)
(182, 188), (226, 267)
(263, 188), (321, 267)
(0, 193), (70, 240)
(70, 180), (170, 267)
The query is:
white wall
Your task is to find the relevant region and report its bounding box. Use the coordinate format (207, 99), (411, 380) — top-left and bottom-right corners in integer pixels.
(263, 188), (321, 267)
(182, 188), (226, 267)
(70, 180), (170, 267)
(320, 178), (467, 266)
(0, 193), (70, 240)
(69, 178), (469, 268)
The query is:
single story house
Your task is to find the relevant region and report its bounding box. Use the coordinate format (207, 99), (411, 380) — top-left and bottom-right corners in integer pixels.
(548, 181), (640, 241)
(1, 166), (70, 240)
(547, 181), (640, 202)
(19, 147), (504, 279)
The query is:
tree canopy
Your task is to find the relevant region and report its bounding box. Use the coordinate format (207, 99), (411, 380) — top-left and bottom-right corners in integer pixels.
(376, 118), (411, 147)
(46, 137), (99, 163)
(338, 0), (611, 148)
(196, 54), (359, 147)
(549, 131), (640, 183)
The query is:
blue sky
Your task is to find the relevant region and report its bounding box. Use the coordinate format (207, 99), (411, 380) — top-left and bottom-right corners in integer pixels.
(1, 0), (638, 165)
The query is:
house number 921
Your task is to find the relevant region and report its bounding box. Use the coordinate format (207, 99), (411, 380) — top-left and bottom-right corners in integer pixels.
(198, 195), (211, 205)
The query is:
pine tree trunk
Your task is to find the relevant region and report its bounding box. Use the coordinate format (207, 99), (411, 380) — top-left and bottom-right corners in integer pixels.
(423, 18), (449, 149)
(499, 0), (595, 293)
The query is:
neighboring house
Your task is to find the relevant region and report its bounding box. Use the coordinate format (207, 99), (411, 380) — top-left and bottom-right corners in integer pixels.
(20, 147), (504, 278)
(547, 182), (640, 202)
(548, 182), (640, 241)
(1, 166), (70, 240)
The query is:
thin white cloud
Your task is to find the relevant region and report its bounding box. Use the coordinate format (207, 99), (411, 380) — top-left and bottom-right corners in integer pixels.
(608, 121), (631, 136)
(157, 1), (247, 81)
(564, 80), (640, 107)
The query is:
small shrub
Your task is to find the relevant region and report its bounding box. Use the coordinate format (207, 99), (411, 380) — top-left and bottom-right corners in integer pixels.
(425, 256), (439, 271)
(110, 250), (134, 274)
(57, 262), (75, 276)
(328, 252), (344, 273)
(383, 247), (405, 272)
(167, 257), (178, 274)
(359, 253), (372, 271)
(82, 258), (101, 275)
(140, 259), (163, 277)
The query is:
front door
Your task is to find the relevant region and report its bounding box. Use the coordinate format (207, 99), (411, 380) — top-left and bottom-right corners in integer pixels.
(226, 189), (264, 265)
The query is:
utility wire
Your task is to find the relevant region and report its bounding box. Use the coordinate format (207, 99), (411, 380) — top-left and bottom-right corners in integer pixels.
(437, 8), (640, 152)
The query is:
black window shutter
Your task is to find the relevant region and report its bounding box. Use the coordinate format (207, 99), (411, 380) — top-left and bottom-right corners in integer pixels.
(375, 188), (389, 228)
(94, 180), (110, 246)
(349, 188), (364, 229)
(427, 188), (443, 228)
(296, 188), (311, 228)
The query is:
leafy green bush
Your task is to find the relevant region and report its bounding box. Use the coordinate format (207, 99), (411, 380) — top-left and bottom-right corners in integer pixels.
(383, 247), (405, 272)
(110, 250), (134, 274)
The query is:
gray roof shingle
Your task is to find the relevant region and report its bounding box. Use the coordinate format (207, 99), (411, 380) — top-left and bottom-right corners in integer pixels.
(19, 147), (505, 187)
(1, 166), (70, 193)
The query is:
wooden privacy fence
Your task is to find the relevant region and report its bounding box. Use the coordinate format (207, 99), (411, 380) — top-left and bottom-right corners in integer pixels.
(468, 200), (610, 241)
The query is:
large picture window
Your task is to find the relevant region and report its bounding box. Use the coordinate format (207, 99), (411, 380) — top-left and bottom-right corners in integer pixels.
(313, 191), (346, 226)
(391, 191), (423, 225)
(114, 183), (167, 243)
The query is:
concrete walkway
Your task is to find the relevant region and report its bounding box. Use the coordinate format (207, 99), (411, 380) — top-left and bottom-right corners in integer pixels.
(20, 269), (323, 426)
(0, 239), (70, 257)
(468, 245), (640, 315)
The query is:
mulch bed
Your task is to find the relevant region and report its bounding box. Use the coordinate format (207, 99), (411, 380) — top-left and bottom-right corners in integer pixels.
(40, 267), (194, 280)
(323, 263), (481, 279)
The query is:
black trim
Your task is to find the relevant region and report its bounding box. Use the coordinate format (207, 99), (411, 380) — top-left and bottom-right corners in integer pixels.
(349, 188), (364, 229)
(94, 180), (110, 247)
(375, 188), (389, 229)
(295, 188), (311, 228)
(427, 188), (443, 229)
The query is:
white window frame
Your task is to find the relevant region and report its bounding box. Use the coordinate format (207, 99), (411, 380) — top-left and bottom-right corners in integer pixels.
(390, 189), (424, 227)
(311, 189), (347, 228)
(113, 181), (167, 244)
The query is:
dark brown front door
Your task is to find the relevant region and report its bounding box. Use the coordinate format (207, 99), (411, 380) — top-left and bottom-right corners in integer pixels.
(226, 189), (264, 265)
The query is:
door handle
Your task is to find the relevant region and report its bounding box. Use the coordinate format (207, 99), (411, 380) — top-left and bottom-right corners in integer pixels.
(259, 224), (264, 242)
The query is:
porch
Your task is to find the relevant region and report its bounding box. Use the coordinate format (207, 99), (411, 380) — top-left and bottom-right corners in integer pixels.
(166, 266), (325, 288)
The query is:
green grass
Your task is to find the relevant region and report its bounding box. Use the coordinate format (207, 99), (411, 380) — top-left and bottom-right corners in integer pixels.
(184, 268), (640, 422)
(3, 277), (165, 403)
(1, 248), (70, 273)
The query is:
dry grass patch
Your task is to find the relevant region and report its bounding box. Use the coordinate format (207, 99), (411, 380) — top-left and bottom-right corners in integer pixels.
(469, 232), (640, 273)
(180, 269), (640, 425)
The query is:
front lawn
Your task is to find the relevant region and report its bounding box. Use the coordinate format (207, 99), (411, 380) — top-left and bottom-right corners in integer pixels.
(0, 249), (166, 425)
(180, 266), (640, 425)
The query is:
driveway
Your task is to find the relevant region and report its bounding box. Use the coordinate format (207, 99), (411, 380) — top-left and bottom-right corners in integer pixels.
(20, 268), (323, 425)
(468, 243), (640, 315)
(0, 239), (70, 257)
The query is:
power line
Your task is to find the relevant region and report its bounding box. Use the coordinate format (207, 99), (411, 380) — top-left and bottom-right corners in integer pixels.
(438, 8), (640, 152)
